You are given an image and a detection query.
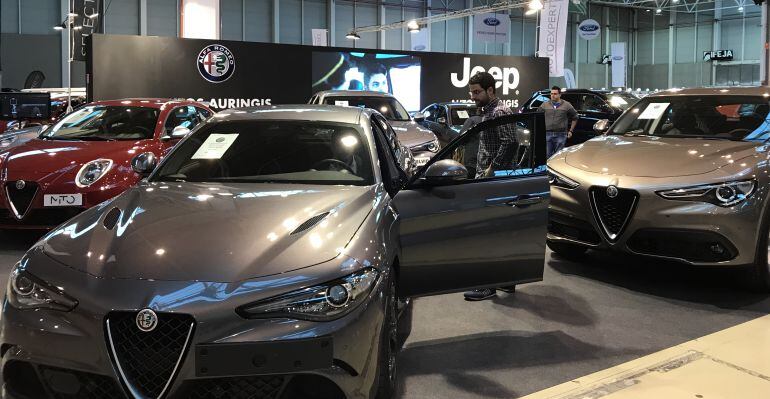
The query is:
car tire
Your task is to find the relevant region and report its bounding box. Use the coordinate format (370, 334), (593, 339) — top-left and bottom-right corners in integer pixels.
(748, 217), (770, 292)
(547, 240), (588, 259)
(375, 274), (399, 399)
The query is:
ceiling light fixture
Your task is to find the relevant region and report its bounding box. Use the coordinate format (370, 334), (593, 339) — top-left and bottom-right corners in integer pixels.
(407, 20), (420, 33)
(528, 0), (544, 11)
(346, 31), (360, 40)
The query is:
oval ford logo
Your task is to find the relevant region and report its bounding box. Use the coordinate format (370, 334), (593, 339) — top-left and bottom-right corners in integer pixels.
(607, 186), (619, 199)
(580, 24), (599, 32)
(484, 17), (501, 26)
(136, 309), (159, 332)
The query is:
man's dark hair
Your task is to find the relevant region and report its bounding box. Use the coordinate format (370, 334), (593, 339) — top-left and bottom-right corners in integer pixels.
(551, 86), (561, 91)
(469, 72), (496, 93)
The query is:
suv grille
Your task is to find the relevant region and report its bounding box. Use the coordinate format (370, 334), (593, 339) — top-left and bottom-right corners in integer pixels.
(5, 181), (38, 219)
(106, 312), (195, 399)
(175, 375), (289, 399)
(589, 186), (638, 241)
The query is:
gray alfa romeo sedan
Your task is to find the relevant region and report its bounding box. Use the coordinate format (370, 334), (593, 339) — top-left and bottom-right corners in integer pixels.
(1, 105), (548, 398)
(547, 87), (770, 290)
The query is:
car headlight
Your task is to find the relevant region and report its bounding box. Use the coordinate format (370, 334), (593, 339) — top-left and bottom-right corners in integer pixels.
(7, 262), (78, 311)
(548, 168), (579, 189)
(75, 159), (113, 188)
(413, 138), (440, 153)
(657, 179), (756, 207)
(237, 268), (380, 321)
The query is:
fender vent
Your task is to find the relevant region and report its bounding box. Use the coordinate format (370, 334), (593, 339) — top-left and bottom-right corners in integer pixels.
(103, 208), (121, 230)
(290, 212), (330, 235)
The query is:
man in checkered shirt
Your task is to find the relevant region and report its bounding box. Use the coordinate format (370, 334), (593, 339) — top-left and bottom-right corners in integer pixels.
(469, 72), (516, 178)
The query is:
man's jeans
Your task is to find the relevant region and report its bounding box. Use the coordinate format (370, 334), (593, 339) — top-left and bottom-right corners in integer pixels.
(546, 131), (567, 158)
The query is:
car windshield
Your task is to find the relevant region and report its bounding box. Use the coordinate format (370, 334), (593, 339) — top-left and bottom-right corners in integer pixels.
(610, 96), (770, 141)
(606, 93), (639, 110)
(322, 96), (411, 121)
(40, 105), (158, 141)
(152, 120), (374, 185)
(449, 106), (477, 127)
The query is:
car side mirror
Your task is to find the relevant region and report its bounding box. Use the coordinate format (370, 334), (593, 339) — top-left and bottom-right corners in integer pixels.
(413, 113), (425, 123)
(131, 152), (157, 175)
(422, 159), (467, 185)
(437, 117), (447, 125)
(593, 119), (610, 134)
(162, 125), (191, 141)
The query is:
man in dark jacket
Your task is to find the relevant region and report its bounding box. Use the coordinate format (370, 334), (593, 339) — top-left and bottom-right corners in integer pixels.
(538, 86), (578, 157)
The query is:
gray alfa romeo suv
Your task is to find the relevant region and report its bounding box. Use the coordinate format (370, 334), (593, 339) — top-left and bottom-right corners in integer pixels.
(547, 87), (770, 290)
(1, 105), (548, 398)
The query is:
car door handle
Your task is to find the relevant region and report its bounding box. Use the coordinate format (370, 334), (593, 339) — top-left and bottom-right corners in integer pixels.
(505, 195), (543, 207)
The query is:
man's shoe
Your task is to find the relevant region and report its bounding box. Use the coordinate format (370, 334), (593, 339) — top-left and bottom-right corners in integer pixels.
(464, 288), (496, 301)
(498, 285), (516, 293)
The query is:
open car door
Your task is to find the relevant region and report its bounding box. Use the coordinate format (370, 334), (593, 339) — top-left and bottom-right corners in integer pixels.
(393, 113), (548, 297)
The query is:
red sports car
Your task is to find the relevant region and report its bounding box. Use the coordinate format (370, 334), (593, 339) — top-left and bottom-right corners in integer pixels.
(0, 98), (213, 229)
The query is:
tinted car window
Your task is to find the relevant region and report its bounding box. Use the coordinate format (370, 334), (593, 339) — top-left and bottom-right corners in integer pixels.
(580, 95), (610, 113)
(449, 106), (477, 127)
(41, 105), (159, 140)
(611, 96), (770, 140)
(165, 106), (203, 134)
(154, 121), (373, 185)
(606, 93), (639, 110)
(529, 94), (550, 109)
(322, 96), (410, 121)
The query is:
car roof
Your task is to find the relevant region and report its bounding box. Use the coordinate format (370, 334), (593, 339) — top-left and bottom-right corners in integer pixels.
(88, 98), (200, 108)
(213, 105), (365, 124)
(536, 88), (608, 95)
(647, 87), (770, 97)
(315, 90), (395, 98)
(435, 102), (477, 107)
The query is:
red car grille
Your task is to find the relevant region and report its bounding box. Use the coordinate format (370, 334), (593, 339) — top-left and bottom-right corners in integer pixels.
(4, 181), (38, 219)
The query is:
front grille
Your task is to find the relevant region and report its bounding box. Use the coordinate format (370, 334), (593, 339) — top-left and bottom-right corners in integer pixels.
(38, 365), (127, 399)
(0, 207), (85, 227)
(590, 186), (638, 241)
(5, 181), (38, 218)
(106, 312), (195, 399)
(174, 375), (289, 399)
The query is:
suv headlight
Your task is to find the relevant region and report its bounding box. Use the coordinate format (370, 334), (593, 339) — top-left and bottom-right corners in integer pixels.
(548, 168), (579, 189)
(413, 138), (440, 153)
(7, 262), (78, 311)
(657, 179), (756, 207)
(237, 268), (379, 321)
(76, 159), (113, 188)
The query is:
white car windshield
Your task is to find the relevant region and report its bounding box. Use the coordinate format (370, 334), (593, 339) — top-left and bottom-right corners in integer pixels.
(610, 96), (770, 141)
(40, 105), (159, 141)
(153, 120), (374, 185)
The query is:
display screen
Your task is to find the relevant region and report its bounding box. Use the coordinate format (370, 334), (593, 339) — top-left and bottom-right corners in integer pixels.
(312, 51), (422, 111)
(0, 93), (51, 120)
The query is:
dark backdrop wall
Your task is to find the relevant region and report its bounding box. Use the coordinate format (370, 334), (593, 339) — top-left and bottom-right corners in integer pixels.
(89, 34), (549, 111)
(0, 34), (63, 89)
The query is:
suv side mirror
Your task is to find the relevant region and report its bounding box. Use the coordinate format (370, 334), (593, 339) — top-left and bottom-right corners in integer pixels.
(162, 125), (191, 141)
(132, 152), (158, 175)
(593, 119), (611, 134)
(437, 117), (447, 125)
(423, 159), (467, 185)
(413, 113), (425, 123)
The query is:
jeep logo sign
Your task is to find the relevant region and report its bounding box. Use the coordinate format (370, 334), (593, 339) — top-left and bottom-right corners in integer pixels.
(450, 57), (520, 95)
(578, 19), (601, 40)
(483, 17), (501, 26)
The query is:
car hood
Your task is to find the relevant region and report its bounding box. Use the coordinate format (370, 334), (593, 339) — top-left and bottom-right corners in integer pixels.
(563, 135), (761, 177)
(2, 138), (148, 182)
(389, 121), (437, 148)
(39, 182), (376, 282)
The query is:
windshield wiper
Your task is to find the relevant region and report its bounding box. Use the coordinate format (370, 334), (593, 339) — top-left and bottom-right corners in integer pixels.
(155, 174), (187, 182)
(622, 129), (647, 137)
(69, 136), (117, 141)
(41, 136), (82, 141)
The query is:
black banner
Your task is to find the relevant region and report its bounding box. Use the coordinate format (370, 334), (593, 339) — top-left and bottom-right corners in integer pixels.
(89, 34), (548, 112)
(73, 0), (104, 62)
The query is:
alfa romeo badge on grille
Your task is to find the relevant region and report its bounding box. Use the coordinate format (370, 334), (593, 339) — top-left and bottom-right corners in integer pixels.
(606, 185), (619, 199)
(136, 309), (158, 332)
(15, 180), (25, 190)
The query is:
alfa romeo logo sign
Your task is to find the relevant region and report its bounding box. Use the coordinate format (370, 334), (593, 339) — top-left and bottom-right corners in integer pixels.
(136, 309), (159, 332)
(197, 44), (235, 83)
(607, 185), (619, 199)
(15, 180), (25, 190)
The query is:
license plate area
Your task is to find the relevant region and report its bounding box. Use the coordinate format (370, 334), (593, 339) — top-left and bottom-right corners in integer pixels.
(195, 337), (333, 377)
(43, 194), (83, 207)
